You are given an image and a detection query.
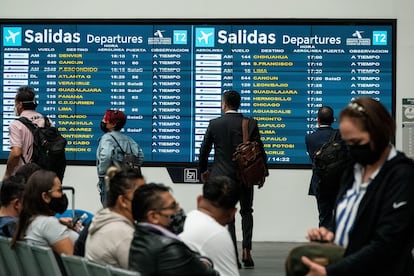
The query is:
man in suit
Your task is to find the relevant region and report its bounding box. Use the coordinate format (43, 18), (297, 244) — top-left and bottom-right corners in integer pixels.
(305, 106), (339, 230)
(199, 90), (266, 269)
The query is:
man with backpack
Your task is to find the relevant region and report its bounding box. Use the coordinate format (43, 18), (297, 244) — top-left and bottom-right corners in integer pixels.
(305, 106), (343, 230)
(3, 86), (46, 180)
(96, 109), (144, 207)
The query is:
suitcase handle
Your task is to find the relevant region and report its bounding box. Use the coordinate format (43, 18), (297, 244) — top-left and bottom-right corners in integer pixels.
(62, 186), (75, 218)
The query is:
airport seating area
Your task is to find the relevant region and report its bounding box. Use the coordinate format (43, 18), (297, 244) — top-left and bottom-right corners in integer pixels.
(0, 236), (140, 276)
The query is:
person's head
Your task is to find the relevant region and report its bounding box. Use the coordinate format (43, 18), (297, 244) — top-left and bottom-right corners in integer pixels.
(14, 86), (38, 115)
(222, 90), (241, 112)
(12, 170), (67, 245)
(339, 97), (395, 165)
(100, 109), (127, 132)
(0, 175), (25, 216)
(199, 176), (240, 225)
(317, 106), (334, 126)
(132, 183), (185, 234)
(14, 163), (42, 183)
(105, 165), (145, 222)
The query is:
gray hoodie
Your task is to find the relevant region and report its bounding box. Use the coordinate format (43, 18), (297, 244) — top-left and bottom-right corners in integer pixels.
(85, 208), (134, 268)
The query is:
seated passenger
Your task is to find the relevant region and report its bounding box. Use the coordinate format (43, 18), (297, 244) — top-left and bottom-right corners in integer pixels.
(0, 175), (25, 237)
(128, 183), (219, 276)
(11, 170), (78, 255)
(180, 176), (240, 276)
(85, 166), (145, 268)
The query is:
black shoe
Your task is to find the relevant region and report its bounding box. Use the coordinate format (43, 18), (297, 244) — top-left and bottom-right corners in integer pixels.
(242, 257), (255, 268)
(242, 249), (255, 268)
(237, 261), (242, 269)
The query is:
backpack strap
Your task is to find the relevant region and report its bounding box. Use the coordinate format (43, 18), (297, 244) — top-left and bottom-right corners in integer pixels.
(17, 116), (37, 133)
(16, 117), (37, 164)
(328, 130), (339, 143)
(109, 134), (126, 155)
(242, 118), (249, 143)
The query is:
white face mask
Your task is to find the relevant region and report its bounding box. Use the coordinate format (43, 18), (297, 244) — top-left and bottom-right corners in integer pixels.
(13, 106), (19, 116)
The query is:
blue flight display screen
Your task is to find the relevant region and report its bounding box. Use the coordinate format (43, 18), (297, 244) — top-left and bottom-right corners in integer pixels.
(0, 20), (395, 166)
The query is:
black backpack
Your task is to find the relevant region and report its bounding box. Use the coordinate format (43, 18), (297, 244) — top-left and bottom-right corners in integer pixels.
(313, 130), (351, 193)
(18, 116), (67, 181)
(232, 118), (267, 188)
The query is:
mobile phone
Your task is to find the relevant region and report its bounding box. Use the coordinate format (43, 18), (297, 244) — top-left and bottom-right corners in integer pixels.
(71, 216), (81, 227)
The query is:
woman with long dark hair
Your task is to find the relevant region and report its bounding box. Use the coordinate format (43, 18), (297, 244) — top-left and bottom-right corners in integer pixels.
(11, 169), (78, 255)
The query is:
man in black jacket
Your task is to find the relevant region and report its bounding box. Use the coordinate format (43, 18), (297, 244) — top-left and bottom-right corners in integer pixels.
(305, 106), (340, 230)
(199, 90), (267, 268)
(128, 183), (219, 276)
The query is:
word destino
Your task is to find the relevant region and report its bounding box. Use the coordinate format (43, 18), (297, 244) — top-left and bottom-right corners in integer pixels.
(23, 28), (342, 46)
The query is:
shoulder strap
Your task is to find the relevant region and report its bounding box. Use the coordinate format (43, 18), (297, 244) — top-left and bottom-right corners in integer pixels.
(328, 130), (338, 143)
(17, 117), (36, 133)
(109, 134), (126, 154)
(242, 118), (249, 143)
(43, 115), (51, 127)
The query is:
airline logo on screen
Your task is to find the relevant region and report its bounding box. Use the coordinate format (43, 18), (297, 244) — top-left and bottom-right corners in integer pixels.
(195, 28), (215, 47)
(3, 27), (22, 46)
(346, 30), (371, 46)
(346, 30), (388, 46)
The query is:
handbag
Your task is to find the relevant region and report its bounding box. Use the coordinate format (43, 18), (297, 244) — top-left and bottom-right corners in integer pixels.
(285, 242), (345, 276)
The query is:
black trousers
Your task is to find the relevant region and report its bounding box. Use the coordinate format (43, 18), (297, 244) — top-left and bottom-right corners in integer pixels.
(316, 193), (336, 231)
(228, 184), (254, 259)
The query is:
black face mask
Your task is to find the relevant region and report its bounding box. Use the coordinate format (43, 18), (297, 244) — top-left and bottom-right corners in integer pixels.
(166, 208), (186, 234)
(48, 194), (68, 214)
(100, 121), (109, 133)
(348, 143), (382, 166)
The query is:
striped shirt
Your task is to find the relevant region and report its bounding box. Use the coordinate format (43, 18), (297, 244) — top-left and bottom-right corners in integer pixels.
(334, 145), (397, 247)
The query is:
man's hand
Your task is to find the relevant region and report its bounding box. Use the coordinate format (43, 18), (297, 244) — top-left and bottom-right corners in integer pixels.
(301, 256), (327, 276)
(201, 170), (210, 183)
(306, 227), (334, 243)
(3, 146), (22, 180)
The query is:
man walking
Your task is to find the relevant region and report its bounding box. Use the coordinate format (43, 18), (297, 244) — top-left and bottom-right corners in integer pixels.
(199, 90), (267, 268)
(3, 86), (45, 180)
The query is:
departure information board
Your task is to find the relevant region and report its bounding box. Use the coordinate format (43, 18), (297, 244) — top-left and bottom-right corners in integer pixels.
(0, 20), (395, 166)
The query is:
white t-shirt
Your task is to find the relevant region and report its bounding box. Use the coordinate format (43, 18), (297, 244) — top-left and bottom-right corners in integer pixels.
(179, 210), (239, 276)
(24, 215), (78, 247)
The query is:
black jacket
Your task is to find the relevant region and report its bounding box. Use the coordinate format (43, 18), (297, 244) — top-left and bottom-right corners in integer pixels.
(305, 126), (337, 196)
(327, 151), (414, 276)
(199, 112), (265, 179)
(128, 223), (219, 276)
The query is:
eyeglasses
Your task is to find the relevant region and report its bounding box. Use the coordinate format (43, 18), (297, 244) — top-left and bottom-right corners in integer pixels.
(159, 201), (179, 211)
(48, 187), (63, 194)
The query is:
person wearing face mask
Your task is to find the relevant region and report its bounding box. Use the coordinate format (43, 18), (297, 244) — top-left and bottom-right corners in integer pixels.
(128, 183), (219, 276)
(96, 109), (144, 206)
(0, 175), (25, 237)
(3, 86), (47, 180)
(10, 170), (78, 256)
(180, 176), (241, 276)
(85, 165), (145, 268)
(302, 97), (414, 276)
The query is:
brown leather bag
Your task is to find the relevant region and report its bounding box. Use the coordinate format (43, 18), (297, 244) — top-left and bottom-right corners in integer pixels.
(232, 118), (267, 188)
